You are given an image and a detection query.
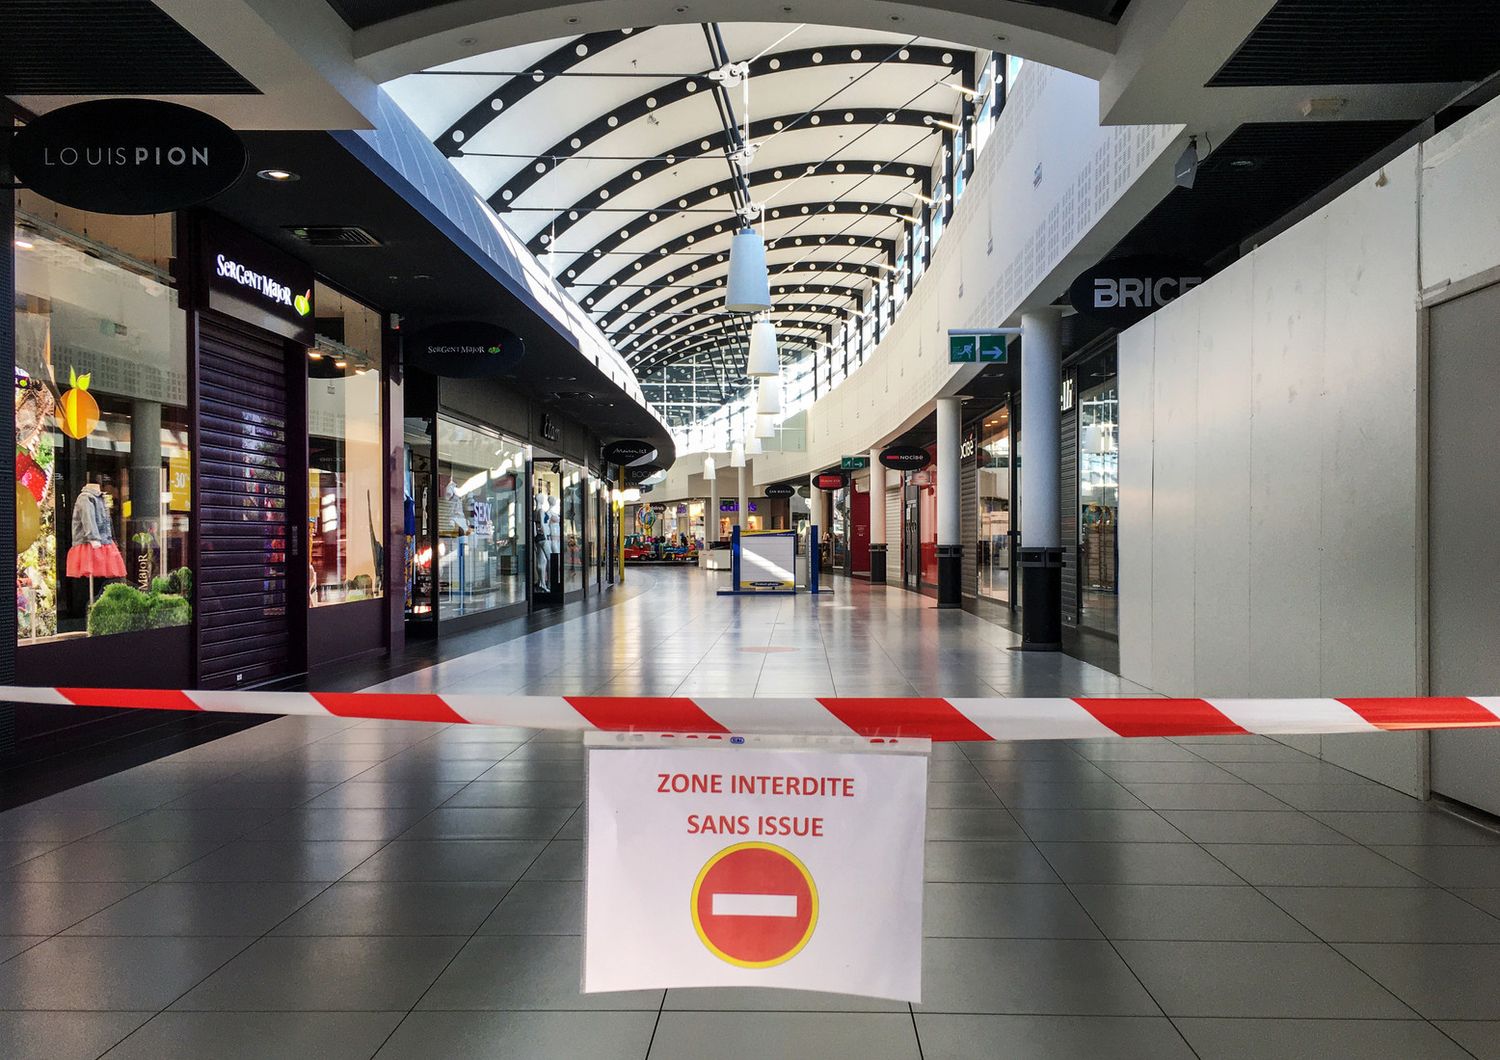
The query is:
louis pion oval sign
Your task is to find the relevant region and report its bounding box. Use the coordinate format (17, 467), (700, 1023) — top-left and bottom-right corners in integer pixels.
(11, 100), (247, 215)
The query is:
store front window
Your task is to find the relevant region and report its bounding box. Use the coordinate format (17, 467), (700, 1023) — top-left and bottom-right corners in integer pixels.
(1079, 381), (1119, 634)
(531, 460), (562, 603)
(435, 416), (527, 619)
(13, 200), (190, 643)
(977, 407), (1013, 604)
(562, 461), (585, 595)
(308, 282), (384, 606)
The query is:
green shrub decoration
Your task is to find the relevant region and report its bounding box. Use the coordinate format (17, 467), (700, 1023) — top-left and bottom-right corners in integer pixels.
(87, 583), (192, 636)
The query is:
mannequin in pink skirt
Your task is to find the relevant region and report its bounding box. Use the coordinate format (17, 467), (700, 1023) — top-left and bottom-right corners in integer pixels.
(67, 482), (125, 579)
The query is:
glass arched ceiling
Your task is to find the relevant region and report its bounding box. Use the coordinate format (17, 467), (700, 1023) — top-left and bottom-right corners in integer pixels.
(385, 23), (1004, 449)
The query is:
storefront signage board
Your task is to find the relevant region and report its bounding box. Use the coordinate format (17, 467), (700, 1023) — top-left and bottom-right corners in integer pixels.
(879, 446), (932, 471)
(409, 321), (524, 378)
(10, 100), (246, 215)
(196, 215), (315, 345)
(602, 440), (658, 468)
(764, 484), (795, 498)
(584, 744), (926, 1000)
(813, 472), (848, 491)
(1067, 254), (1206, 328)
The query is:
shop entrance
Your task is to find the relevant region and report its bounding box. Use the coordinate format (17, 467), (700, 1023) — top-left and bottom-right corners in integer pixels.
(530, 459), (564, 609)
(195, 315), (305, 688)
(902, 478), (921, 591)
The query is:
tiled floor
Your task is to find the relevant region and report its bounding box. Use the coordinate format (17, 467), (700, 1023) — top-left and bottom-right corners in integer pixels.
(1, 570), (1497, 1058)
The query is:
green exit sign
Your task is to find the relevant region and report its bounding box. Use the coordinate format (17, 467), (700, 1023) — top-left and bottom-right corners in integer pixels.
(840, 455), (870, 470)
(950, 333), (1009, 364)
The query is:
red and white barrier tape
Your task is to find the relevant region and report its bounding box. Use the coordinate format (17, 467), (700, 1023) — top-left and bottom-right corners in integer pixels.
(3, 686), (1499, 742)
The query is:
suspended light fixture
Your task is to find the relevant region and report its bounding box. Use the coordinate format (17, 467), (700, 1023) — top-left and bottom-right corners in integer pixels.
(725, 228), (771, 312)
(756, 377), (782, 416)
(747, 317), (779, 376)
(745, 432), (764, 455)
(729, 442), (746, 468)
(756, 414), (777, 439)
(702, 456), (716, 479)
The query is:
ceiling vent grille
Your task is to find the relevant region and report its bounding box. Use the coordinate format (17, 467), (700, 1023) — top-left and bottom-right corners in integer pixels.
(285, 225), (383, 248)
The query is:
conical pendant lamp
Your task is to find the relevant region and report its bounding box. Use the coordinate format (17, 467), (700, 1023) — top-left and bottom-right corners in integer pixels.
(756, 376), (782, 416)
(729, 442), (746, 469)
(756, 413), (777, 439)
(747, 317), (779, 376)
(745, 433), (764, 455)
(726, 228), (772, 312)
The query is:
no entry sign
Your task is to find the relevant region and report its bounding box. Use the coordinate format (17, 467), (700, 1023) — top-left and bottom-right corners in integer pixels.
(584, 743), (927, 1000)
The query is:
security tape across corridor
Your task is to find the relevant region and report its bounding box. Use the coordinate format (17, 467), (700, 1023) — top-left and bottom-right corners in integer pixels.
(4, 686), (1500, 741)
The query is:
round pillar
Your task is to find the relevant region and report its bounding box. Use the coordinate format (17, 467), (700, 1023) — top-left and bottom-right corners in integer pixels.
(936, 396), (963, 608)
(1019, 307), (1063, 650)
(868, 448), (887, 584)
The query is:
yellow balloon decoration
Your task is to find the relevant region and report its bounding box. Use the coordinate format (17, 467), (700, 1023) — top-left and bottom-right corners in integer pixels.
(57, 367), (100, 440)
(16, 483), (40, 553)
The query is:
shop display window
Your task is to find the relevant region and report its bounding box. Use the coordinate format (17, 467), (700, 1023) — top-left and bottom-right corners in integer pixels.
(432, 417), (527, 619)
(562, 462), (585, 595)
(308, 282), (384, 606)
(531, 460), (562, 601)
(13, 199), (191, 643)
(1079, 380), (1119, 633)
(977, 408), (1012, 604)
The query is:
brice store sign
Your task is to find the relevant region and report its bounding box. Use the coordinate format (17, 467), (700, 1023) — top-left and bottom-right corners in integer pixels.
(584, 741), (927, 1000)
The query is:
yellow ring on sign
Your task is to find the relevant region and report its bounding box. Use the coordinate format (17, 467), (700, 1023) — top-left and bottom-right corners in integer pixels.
(690, 841), (818, 969)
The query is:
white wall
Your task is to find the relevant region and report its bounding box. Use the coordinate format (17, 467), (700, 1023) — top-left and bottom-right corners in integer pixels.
(1120, 94), (1500, 795)
(751, 64), (1181, 486)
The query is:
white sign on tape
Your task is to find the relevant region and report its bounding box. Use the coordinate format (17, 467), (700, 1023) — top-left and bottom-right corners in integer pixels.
(583, 745), (927, 1001)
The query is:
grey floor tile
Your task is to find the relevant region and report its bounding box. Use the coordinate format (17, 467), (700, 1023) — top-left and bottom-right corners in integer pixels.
(302, 781), (466, 809)
(1120, 783), (1291, 812)
(172, 936), (465, 1011)
(0, 880), (146, 935)
(1173, 1017), (1473, 1060)
(375, 1011), (656, 1060)
(974, 759), (1114, 784)
(915, 1014), (1197, 1060)
(1157, 810), (1352, 845)
(478, 880), (582, 934)
(1182, 743), (1318, 763)
(924, 883), (1100, 939)
(418, 935), (661, 1010)
(1310, 810), (1500, 846)
(0, 843), (62, 869)
(1075, 884), (1315, 941)
(1334, 943), (1500, 1019)
(1374, 845), (1500, 887)
(1252, 783), (1426, 812)
(917, 937), (1158, 1015)
(246, 806), (433, 842)
(1264, 886), (1500, 943)
(1456, 889), (1500, 918)
(649, 1012), (921, 1060)
(1074, 743), (1205, 763)
(662, 986), (905, 1012)
(1204, 844), (1429, 887)
(522, 840), (583, 881)
(344, 839), (545, 882)
(1037, 842), (1244, 885)
(926, 807), (1026, 841)
(0, 809), (140, 843)
(478, 760), (586, 783)
(0, 840), (226, 883)
(1115, 940), (1414, 1018)
(1093, 761), (1242, 784)
(88, 808), (281, 843)
(0, 936), (253, 1010)
(400, 806), (574, 840)
(164, 840), (388, 882)
(104, 1012), (405, 1060)
(989, 782), (1146, 810)
(273, 881), (508, 936)
(0, 938), (43, 962)
(441, 781), (584, 808)
(1219, 761), (1379, 785)
(926, 781), (1003, 808)
(924, 841), (1060, 883)
(64, 881), (327, 936)
(0, 1011), (152, 1060)
(163, 781), (337, 809)
(1011, 809), (1186, 843)
(351, 760), (497, 783)
(1433, 1020), (1500, 1060)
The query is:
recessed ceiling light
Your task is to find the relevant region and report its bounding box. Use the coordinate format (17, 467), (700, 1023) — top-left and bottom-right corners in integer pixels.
(13, 237), (34, 250)
(257, 168), (299, 182)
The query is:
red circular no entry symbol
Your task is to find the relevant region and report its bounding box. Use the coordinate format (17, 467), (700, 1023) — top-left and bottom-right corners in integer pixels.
(690, 842), (818, 968)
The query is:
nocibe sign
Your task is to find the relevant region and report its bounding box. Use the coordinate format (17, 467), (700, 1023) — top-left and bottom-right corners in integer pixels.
(879, 446), (932, 471)
(10, 100), (247, 215)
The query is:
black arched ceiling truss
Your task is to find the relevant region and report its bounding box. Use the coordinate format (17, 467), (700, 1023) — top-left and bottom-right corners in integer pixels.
(577, 222), (896, 316)
(485, 43), (965, 210)
(612, 282), (865, 351)
(621, 301), (851, 361)
(610, 269), (872, 348)
(607, 282), (865, 347)
(525, 158), (930, 256)
(436, 29), (644, 156)
(633, 318), (832, 378)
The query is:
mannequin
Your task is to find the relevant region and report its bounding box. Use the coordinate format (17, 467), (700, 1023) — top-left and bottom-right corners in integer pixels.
(68, 480), (126, 597)
(533, 479), (553, 592)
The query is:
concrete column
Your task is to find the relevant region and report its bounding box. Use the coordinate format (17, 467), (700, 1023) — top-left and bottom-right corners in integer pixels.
(936, 396), (963, 608)
(736, 464), (750, 532)
(706, 459), (720, 545)
(1020, 307), (1063, 650)
(868, 448), (887, 584)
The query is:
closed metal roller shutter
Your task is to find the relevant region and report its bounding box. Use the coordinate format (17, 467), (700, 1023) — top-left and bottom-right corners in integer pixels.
(1060, 402), (1079, 626)
(960, 452), (978, 598)
(196, 317), (294, 689)
(884, 485), (901, 569)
